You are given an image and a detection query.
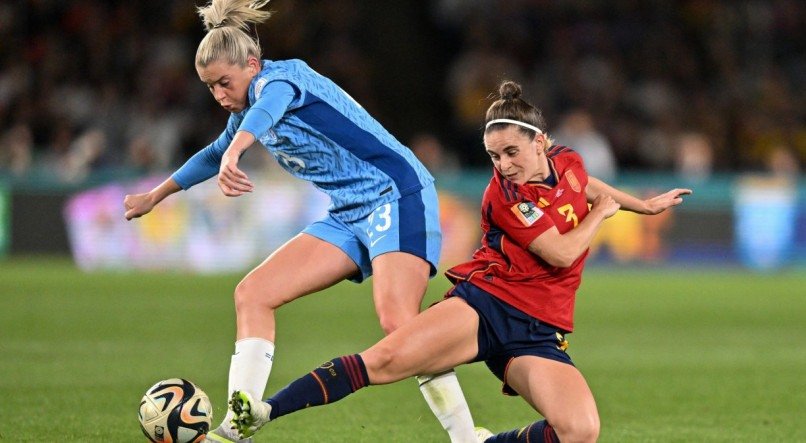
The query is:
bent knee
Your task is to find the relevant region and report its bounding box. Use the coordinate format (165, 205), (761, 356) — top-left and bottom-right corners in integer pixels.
(377, 316), (405, 335)
(552, 413), (600, 443)
(376, 307), (418, 335)
(233, 278), (283, 312)
(361, 346), (408, 385)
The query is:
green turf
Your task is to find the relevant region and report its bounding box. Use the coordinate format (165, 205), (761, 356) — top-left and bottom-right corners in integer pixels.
(0, 257), (804, 442)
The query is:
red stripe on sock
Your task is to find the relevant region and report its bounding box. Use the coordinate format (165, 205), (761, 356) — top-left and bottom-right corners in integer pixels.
(310, 371), (329, 404)
(340, 356), (357, 391)
(352, 354), (368, 388)
(342, 355), (363, 392)
(544, 423), (554, 443)
(349, 355), (364, 390)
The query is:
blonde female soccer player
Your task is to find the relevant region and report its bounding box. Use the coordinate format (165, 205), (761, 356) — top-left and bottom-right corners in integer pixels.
(229, 80), (691, 442)
(123, 1), (476, 441)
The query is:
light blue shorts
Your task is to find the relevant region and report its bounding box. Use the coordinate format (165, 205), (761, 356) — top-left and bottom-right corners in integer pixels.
(303, 184), (442, 283)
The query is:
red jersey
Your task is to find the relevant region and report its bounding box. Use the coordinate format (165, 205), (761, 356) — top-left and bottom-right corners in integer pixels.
(446, 146), (590, 331)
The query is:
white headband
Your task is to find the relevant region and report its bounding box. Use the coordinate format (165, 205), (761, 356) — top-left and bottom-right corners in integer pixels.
(485, 118), (543, 134)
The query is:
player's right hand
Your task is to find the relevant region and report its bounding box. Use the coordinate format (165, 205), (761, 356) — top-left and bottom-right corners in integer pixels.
(591, 193), (620, 219)
(124, 193), (155, 220)
(218, 150), (254, 197)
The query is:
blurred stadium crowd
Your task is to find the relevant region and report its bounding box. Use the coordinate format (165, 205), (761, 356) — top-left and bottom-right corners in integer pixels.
(0, 0), (802, 184)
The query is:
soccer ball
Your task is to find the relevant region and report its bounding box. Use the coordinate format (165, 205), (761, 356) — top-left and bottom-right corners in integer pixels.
(138, 378), (212, 443)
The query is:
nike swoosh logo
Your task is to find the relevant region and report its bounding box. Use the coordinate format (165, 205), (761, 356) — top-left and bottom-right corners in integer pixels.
(369, 235), (387, 247)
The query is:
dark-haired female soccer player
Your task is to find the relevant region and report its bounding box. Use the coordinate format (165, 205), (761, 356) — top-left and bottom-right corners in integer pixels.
(230, 80), (691, 442)
(122, 0), (476, 441)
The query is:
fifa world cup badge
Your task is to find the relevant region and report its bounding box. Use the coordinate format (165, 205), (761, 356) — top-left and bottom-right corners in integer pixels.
(511, 201), (543, 226)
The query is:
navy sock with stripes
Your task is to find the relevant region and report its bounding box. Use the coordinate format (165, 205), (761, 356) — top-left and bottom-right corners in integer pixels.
(486, 420), (558, 442)
(265, 354), (369, 420)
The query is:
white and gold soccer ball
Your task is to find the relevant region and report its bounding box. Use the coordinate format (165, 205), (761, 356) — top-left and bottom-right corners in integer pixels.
(138, 378), (212, 442)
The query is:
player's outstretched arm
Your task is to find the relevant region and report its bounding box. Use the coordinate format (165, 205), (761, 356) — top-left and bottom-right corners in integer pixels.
(124, 177), (182, 220)
(586, 176), (692, 215)
(641, 187), (693, 214)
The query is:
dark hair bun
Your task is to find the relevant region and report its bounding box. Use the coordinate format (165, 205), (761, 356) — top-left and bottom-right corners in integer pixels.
(499, 81), (522, 101)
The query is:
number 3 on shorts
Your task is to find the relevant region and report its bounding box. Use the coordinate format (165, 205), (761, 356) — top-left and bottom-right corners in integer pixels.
(367, 203), (392, 239)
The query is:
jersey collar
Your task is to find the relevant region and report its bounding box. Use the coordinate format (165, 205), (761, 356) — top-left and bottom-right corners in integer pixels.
(526, 149), (559, 188)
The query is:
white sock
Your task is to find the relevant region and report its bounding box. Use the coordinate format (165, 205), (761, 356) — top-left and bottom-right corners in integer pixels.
(218, 338), (275, 435)
(417, 370), (477, 443)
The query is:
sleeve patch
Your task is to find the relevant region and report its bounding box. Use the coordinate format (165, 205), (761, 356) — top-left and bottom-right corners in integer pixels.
(510, 201), (543, 226)
(254, 78), (268, 99)
(565, 170), (581, 192)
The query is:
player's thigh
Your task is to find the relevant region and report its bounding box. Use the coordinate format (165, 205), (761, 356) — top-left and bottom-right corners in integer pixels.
(361, 297), (479, 384)
(366, 186), (441, 321)
(238, 233), (358, 307)
(506, 356), (599, 429)
(371, 251), (431, 319)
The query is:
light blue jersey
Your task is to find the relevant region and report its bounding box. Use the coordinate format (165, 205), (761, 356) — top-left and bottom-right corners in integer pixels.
(173, 59), (434, 222)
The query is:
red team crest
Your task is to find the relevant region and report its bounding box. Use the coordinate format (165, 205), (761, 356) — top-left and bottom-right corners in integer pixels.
(565, 170), (581, 193)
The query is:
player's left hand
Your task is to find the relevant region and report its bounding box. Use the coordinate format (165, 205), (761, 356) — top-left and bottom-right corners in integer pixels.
(643, 188), (692, 214)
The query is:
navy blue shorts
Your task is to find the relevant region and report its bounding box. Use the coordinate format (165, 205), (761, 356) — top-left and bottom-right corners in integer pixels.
(451, 281), (574, 396)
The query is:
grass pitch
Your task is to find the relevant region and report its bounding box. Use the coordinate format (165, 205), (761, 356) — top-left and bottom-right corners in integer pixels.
(0, 257), (804, 442)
